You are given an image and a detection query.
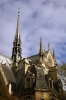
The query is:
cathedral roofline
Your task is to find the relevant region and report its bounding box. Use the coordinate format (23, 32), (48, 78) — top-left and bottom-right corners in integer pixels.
(0, 53), (12, 61)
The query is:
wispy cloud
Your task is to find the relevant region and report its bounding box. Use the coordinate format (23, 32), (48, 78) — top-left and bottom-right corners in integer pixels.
(0, 0), (66, 64)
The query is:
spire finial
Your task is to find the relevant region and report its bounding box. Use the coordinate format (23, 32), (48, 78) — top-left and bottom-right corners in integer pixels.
(40, 37), (42, 44)
(15, 8), (20, 40)
(53, 49), (55, 58)
(18, 8), (20, 14)
(39, 37), (44, 53)
(53, 48), (57, 64)
(48, 42), (50, 50)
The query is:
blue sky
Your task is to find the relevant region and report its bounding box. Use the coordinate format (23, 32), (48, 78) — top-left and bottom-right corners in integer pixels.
(0, 0), (66, 64)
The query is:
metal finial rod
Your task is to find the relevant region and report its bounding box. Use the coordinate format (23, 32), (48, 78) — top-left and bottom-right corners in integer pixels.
(18, 8), (20, 14)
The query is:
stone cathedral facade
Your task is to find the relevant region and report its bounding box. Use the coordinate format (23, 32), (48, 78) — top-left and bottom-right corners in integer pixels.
(0, 12), (64, 100)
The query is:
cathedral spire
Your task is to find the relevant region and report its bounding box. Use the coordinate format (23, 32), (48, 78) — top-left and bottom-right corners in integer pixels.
(53, 49), (56, 58)
(39, 37), (44, 53)
(39, 37), (44, 63)
(14, 8), (21, 42)
(12, 9), (22, 65)
(53, 49), (57, 65)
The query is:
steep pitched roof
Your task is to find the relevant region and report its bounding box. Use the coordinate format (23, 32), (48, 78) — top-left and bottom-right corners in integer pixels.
(16, 69), (23, 88)
(0, 53), (12, 64)
(29, 65), (48, 89)
(0, 53), (12, 61)
(16, 65), (49, 93)
(0, 64), (16, 93)
(2, 65), (16, 83)
(28, 54), (39, 63)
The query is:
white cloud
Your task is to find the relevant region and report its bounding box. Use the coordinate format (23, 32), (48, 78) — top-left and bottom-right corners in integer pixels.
(0, 0), (66, 64)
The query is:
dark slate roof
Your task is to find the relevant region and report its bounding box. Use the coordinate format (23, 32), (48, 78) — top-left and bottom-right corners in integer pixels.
(16, 65), (49, 94)
(28, 65), (48, 89)
(27, 50), (49, 63)
(28, 54), (39, 63)
(34, 66), (48, 89)
(16, 64), (63, 97)
(1, 65), (16, 93)
(18, 51), (49, 69)
(16, 69), (26, 94)
(16, 69), (23, 88)
(2, 65), (16, 83)
(18, 54), (39, 69)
